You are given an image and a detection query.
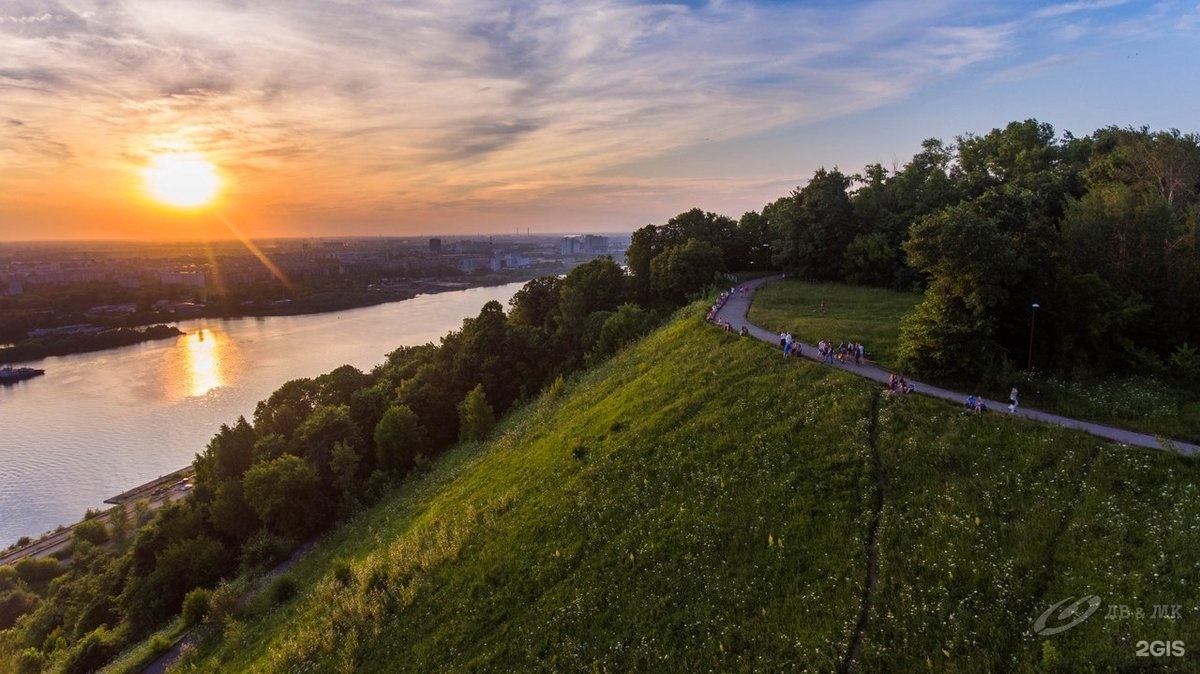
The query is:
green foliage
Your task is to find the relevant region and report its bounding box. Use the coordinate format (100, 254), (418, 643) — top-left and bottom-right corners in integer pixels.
(457, 384), (495, 442)
(374, 404), (425, 474)
(1169, 342), (1200, 381)
(591, 303), (659, 362)
(295, 403), (361, 478)
(73, 518), (109, 547)
(266, 574), (297, 606)
(181, 587), (212, 626)
(242, 455), (329, 539)
(61, 625), (120, 674)
(0, 588), (40, 630)
(627, 208), (749, 302)
(842, 231), (902, 287)
(899, 205), (1020, 379)
(239, 530), (294, 577)
(11, 647), (43, 674)
(0, 565), (20, 592)
(773, 167), (856, 279)
(107, 502), (131, 546)
(508, 275), (563, 329)
(14, 557), (64, 586)
(206, 579), (248, 627)
(122, 535), (230, 632)
(648, 238), (724, 305)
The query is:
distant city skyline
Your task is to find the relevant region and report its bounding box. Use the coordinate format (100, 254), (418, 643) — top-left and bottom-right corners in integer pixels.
(2, 0), (1198, 241)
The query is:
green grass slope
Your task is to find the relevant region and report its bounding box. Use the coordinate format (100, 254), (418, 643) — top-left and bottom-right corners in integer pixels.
(747, 280), (920, 368)
(178, 310), (877, 672)
(172, 308), (1199, 673)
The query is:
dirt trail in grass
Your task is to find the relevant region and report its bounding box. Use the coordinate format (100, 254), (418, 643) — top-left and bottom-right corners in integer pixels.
(716, 276), (1199, 456)
(841, 391), (885, 673)
(1002, 443), (1102, 658)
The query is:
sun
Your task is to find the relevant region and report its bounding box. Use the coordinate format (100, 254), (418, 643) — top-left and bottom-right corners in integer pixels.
(142, 153), (222, 208)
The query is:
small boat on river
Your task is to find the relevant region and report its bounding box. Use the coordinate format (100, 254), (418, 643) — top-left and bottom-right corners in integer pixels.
(0, 367), (45, 384)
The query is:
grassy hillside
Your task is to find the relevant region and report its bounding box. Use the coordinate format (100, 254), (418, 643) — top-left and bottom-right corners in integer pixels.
(165, 307), (1198, 672)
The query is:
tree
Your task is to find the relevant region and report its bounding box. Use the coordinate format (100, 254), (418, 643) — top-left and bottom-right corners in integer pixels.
(330, 440), (362, 514)
(73, 519), (109, 547)
(899, 205), (1020, 379)
(373, 404), (426, 474)
(627, 209), (740, 301)
(457, 384), (495, 442)
(775, 168), (856, 280)
(294, 404), (362, 480)
(242, 455), (329, 538)
(592, 304), (659, 361)
(648, 238), (725, 305)
(121, 535), (230, 632)
(556, 257), (629, 368)
(508, 276), (563, 329)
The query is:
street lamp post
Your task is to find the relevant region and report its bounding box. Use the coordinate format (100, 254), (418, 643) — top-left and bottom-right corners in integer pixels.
(1027, 303), (1040, 370)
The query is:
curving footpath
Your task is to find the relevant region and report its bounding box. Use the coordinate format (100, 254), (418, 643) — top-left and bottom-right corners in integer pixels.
(716, 275), (1199, 456)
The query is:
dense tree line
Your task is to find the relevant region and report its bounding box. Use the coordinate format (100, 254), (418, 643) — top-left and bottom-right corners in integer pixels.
(627, 120), (1200, 383)
(0, 257), (680, 673)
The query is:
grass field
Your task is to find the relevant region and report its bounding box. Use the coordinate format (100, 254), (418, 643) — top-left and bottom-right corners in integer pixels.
(747, 280), (921, 368)
(154, 306), (1199, 672)
(750, 278), (1200, 443)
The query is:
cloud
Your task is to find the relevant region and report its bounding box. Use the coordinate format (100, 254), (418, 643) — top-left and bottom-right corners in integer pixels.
(1, 0), (1187, 237)
(1032, 0), (1129, 19)
(988, 53), (1079, 82)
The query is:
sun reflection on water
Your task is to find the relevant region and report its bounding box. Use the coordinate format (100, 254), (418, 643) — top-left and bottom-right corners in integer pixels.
(182, 329), (224, 397)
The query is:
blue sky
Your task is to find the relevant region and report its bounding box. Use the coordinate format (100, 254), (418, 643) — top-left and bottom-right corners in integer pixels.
(1, 0), (1198, 239)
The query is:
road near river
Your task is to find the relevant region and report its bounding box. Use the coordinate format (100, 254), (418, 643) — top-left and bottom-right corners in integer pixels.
(0, 281), (525, 546)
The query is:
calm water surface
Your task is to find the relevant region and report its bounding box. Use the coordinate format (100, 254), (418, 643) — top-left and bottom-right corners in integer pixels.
(0, 282), (524, 545)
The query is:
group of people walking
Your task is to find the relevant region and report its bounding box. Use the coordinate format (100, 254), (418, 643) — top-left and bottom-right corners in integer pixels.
(963, 388), (1019, 414)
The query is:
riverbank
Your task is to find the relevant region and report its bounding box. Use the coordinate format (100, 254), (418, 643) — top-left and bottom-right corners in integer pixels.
(0, 325), (185, 365)
(0, 467), (194, 566)
(0, 270), (548, 365)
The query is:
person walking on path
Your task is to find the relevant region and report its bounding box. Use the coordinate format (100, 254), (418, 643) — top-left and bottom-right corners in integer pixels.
(1008, 387), (1019, 413)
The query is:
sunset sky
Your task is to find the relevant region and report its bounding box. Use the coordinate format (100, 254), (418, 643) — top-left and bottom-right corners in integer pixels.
(2, 0), (1199, 241)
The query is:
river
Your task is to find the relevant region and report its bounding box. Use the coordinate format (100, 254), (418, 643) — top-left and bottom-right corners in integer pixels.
(0, 281), (525, 545)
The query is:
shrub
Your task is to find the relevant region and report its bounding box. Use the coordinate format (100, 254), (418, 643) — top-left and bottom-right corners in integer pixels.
(1169, 343), (1200, 382)
(457, 384), (495, 442)
(331, 559), (353, 587)
(0, 565), (19, 592)
(207, 579), (247, 626)
(61, 626), (121, 674)
(267, 574), (298, 606)
(148, 633), (173, 656)
(73, 518), (109, 546)
(181, 587), (213, 626)
(15, 557), (64, 585)
(239, 530), (294, 577)
(0, 588), (40, 630)
(12, 648), (43, 674)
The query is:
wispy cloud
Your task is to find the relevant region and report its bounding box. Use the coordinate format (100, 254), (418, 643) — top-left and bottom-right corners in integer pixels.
(0, 0), (1195, 238)
(1032, 0), (1129, 19)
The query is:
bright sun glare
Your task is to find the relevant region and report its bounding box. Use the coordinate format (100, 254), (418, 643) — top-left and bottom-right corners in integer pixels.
(142, 153), (222, 208)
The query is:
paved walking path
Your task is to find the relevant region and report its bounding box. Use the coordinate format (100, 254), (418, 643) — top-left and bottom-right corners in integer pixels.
(716, 275), (1199, 456)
